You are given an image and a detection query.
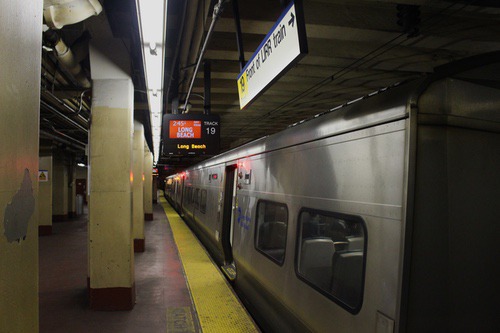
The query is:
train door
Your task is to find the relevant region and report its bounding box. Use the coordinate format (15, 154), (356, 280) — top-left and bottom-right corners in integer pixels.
(178, 177), (185, 214)
(221, 164), (237, 265)
(173, 179), (178, 209)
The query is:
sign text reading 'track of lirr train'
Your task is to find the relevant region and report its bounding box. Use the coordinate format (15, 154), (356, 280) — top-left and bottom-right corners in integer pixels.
(237, 0), (307, 109)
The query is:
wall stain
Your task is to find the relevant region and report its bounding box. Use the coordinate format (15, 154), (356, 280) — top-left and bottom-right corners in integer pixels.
(3, 169), (35, 243)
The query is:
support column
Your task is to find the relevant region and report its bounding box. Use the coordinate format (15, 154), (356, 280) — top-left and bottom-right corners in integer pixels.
(144, 146), (153, 221)
(0, 1), (42, 331)
(52, 154), (68, 222)
(39, 155), (53, 235)
(133, 121), (145, 252)
(88, 39), (135, 310)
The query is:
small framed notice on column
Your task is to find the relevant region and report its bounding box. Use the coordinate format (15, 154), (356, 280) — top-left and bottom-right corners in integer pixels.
(39, 170), (49, 182)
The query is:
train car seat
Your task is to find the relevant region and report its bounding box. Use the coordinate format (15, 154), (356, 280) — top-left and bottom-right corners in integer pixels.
(299, 237), (335, 290)
(330, 251), (364, 309)
(258, 221), (287, 261)
(346, 236), (364, 251)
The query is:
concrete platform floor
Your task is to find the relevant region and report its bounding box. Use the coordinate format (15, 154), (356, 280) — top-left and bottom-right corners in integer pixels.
(39, 203), (200, 333)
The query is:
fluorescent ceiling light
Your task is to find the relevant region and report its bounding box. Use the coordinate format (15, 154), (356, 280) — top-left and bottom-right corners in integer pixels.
(136, 0), (167, 164)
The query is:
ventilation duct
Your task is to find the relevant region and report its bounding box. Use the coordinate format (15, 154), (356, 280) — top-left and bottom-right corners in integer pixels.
(44, 30), (91, 88)
(44, 0), (102, 29)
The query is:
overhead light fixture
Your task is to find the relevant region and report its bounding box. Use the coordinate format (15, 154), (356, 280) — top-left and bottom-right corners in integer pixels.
(77, 155), (87, 167)
(135, 0), (167, 164)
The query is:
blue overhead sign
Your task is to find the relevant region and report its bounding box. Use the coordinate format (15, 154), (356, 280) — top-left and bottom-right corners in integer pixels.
(237, 0), (308, 110)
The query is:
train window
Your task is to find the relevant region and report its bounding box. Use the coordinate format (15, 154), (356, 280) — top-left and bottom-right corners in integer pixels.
(255, 200), (288, 265)
(296, 209), (367, 314)
(200, 189), (207, 213)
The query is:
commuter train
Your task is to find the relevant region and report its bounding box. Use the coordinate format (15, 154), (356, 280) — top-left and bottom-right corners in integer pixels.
(164, 56), (499, 333)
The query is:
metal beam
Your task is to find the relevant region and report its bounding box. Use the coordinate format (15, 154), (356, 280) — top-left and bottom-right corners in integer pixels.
(204, 60), (211, 115)
(232, 0), (246, 70)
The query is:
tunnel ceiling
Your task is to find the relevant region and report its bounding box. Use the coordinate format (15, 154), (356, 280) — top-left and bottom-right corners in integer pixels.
(39, 0), (500, 171)
(160, 0), (500, 170)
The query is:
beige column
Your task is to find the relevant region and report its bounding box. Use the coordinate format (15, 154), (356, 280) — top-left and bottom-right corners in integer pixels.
(0, 1), (42, 331)
(39, 155), (53, 235)
(52, 154), (68, 221)
(133, 121), (145, 252)
(88, 39), (135, 310)
(144, 146), (154, 221)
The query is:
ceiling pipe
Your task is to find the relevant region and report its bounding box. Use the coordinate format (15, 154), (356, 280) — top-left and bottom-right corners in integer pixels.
(40, 100), (88, 133)
(41, 52), (75, 88)
(42, 0), (99, 89)
(181, 0), (228, 113)
(43, 0), (102, 29)
(51, 127), (86, 148)
(44, 30), (91, 88)
(75, 89), (90, 116)
(49, 123), (87, 148)
(40, 129), (86, 151)
(42, 89), (89, 125)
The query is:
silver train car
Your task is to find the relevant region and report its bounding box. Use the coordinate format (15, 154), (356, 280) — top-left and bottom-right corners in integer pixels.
(164, 58), (499, 332)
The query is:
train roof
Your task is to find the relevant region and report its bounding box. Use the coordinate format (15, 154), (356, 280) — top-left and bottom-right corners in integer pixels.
(189, 78), (420, 170)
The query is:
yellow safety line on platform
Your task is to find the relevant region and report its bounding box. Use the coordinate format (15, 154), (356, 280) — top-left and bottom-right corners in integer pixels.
(160, 197), (259, 333)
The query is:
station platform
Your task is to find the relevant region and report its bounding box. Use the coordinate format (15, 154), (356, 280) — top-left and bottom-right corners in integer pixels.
(39, 196), (259, 333)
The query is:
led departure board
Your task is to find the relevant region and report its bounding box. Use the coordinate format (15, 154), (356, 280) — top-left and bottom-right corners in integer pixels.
(169, 120), (202, 139)
(162, 114), (220, 156)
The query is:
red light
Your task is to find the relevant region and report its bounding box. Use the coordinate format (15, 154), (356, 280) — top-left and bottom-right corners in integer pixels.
(238, 160), (250, 171)
(212, 174), (218, 180)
